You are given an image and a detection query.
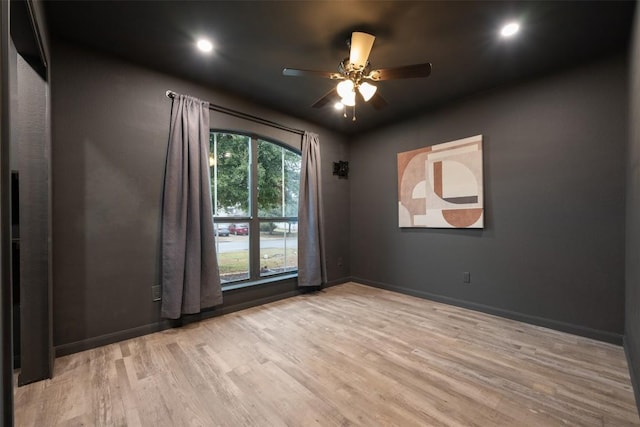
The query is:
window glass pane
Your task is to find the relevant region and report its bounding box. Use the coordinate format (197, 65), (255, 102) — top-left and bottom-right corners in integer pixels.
(214, 223), (250, 283)
(257, 140), (300, 218)
(259, 221), (298, 277)
(211, 131), (300, 284)
(257, 140), (283, 217)
(211, 133), (250, 217)
(284, 149), (300, 216)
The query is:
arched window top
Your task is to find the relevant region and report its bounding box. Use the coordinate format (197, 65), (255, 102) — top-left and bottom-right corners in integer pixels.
(210, 131), (301, 284)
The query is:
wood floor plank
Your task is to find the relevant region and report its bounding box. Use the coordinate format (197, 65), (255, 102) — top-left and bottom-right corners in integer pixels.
(14, 282), (640, 426)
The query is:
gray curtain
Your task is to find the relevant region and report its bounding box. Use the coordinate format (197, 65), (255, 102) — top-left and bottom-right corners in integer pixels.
(298, 131), (326, 287)
(161, 94), (222, 319)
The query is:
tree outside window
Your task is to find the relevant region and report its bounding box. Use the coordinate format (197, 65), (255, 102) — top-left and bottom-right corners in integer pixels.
(210, 132), (300, 284)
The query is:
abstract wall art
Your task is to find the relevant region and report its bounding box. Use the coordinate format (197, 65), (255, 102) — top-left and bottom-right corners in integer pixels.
(398, 135), (484, 228)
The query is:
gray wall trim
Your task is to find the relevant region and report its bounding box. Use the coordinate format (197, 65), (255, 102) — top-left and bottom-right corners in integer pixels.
(353, 277), (623, 345)
(55, 320), (175, 359)
(16, 53), (52, 385)
(350, 57), (626, 342)
(51, 41), (350, 349)
(324, 277), (351, 288)
(55, 287), (306, 358)
(54, 274), (353, 358)
(0, 0), (14, 422)
(624, 337), (640, 419)
(625, 2), (640, 417)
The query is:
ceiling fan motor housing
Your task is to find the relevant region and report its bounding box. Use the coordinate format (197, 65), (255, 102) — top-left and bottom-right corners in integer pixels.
(283, 31), (431, 112)
(339, 58), (371, 85)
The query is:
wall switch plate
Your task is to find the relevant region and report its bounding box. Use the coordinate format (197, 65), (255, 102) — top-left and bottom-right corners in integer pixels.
(152, 285), (161, 301)
(463, 272), (471, 283)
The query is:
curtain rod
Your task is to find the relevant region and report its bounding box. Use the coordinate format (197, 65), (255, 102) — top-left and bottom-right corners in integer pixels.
(165, 90), (305, 136)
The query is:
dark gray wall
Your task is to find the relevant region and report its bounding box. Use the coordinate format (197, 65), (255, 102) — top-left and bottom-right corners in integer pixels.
(16, 52), (52, 384)
(5, 0), (54, 390)
(51, 41), (349, 353)
(350, 56), (627, 343)
(0, 1), (12, 421)
(626, 4), (640, 412)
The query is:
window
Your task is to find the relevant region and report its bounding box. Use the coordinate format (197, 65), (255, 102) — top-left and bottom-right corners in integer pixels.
(210, 132), (301, 285)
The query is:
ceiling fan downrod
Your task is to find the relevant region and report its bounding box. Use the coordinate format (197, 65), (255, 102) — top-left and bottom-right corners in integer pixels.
(342, 104), (356, 121)
(282, 31), (432, 116)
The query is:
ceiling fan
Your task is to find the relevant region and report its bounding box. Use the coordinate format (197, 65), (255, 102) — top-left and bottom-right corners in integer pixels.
(283, 32), (432, 120)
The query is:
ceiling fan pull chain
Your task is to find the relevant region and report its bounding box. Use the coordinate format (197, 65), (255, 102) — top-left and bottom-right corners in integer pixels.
(283, 31), (433, 122)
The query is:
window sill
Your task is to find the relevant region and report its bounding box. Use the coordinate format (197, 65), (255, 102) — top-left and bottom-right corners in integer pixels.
(221, 273), (298, 292)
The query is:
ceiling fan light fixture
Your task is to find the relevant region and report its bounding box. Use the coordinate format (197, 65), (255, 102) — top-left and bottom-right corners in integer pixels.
(500, 22), (520, 37)
(196, 38), (213, 53)
(358, 82), (377, 102)
(336, 79), (355, 98)
(350, 32), (376, 69)
(282, 30), (431, 115)
(341, 91), (356, 107)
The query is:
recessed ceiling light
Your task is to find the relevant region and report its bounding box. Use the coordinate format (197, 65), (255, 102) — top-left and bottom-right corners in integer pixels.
(500, 22), (520, 38)
(196, 38), (213, 53)
(334, 102), (344, 110)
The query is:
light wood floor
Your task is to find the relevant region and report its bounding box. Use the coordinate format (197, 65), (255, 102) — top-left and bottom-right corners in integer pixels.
(14, 282), (640, 426)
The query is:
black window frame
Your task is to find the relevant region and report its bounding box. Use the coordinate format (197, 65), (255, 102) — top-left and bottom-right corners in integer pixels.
(210, 130), (301, 288)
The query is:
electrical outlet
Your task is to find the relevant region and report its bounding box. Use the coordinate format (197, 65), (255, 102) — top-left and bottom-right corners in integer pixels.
(463, 272), (471, 283)
(152, 285), (161, 301)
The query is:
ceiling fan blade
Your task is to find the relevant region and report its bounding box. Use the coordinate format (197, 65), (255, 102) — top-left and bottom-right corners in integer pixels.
(349, 32), (375, 69)
(355, 89), (388, 110)
(369, 92), (389, 110)
(283, 68), (342, 79)
(312, 87), (338, 108)
(367, 63), (432, 81)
